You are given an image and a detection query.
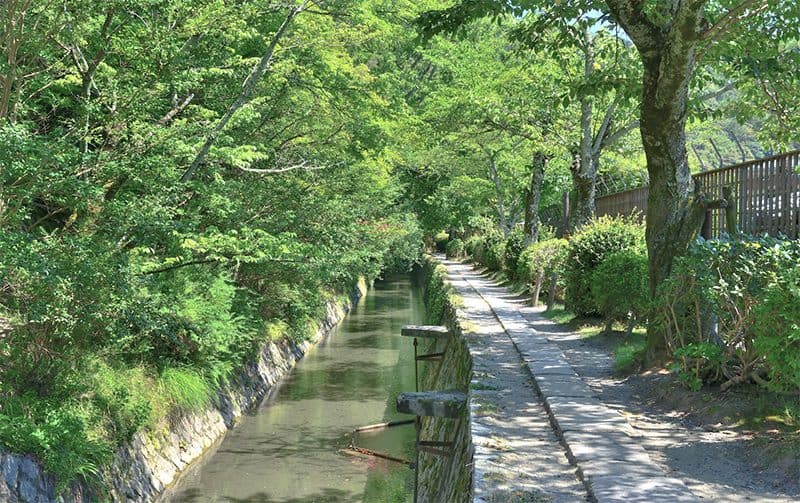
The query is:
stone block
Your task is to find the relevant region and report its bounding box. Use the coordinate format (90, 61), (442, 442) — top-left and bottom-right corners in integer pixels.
(400, 325), (451, 338)
(396, 390), (467, 418)
(535, 374), (596, 399)
(561, 430), (652, 465)
(546, 397), (630, 433)
(527, 359), (577, 376)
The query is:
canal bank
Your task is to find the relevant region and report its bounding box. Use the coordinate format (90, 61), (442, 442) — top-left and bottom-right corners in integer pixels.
(0, 280), (368, 503)
(161, 274), (423, 502)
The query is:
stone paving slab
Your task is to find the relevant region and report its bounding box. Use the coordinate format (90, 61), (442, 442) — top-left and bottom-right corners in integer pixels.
(561, 430), (652, 464)
(588, 475), (701, 503)
(534, 374), (596, 399)
(527, 359), (579, 376)
(545, 397), (633, 433)
(440, 258), (702, 503)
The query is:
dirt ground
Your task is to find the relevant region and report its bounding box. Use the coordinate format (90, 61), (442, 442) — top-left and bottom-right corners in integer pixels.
(518, 307), (800, 502)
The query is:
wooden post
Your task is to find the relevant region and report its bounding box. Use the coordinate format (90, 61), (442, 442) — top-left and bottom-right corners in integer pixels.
(722, 185), (738, 236)
(701, 210), (713, 240)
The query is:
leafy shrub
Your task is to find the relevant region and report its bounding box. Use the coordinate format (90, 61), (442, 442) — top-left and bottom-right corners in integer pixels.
(503, 230), (526, 280)
(486, 240), (506, 272)
(517, 239), (568, 306)
(591, 250), (649, 334)
(752, 269), (800, 392)
(420, 257), (455, 325)
(0, 396), (112, 492)
(470, 230), (504, 269)
(564, 216), (645, 317)
(656, 236), (800, 390)
(446, 238), (466, 258)
(465, 235), (483, 257)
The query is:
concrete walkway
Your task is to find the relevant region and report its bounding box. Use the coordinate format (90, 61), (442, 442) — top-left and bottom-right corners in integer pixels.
(441, 258), (701, 503)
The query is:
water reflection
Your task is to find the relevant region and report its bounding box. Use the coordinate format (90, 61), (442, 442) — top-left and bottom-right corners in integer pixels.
(163, 274), (420, 502)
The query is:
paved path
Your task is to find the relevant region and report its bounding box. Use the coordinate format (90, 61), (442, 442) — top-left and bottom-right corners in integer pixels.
(442, 258), (701, 503)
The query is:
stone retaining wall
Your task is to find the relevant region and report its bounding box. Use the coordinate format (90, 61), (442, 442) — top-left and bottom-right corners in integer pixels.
(416, 258), (473, 503)
(0, 280), (368, 503)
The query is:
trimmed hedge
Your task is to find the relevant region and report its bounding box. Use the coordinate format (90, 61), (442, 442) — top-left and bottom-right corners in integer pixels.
(446, 238), (466, 259)
(564, 216), (645, 317)
(503, 230), (526, 280)
(591, 250), (649, 334)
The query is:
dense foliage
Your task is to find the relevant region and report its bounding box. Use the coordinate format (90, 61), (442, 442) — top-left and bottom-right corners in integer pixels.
(656, 237), (800, 391)
(0, 0), (433, 490)
(564, 217), (645, 317)
(591, 250), (649, 334)
(503, 230), (526, 281)
(517, 239), (568, 306)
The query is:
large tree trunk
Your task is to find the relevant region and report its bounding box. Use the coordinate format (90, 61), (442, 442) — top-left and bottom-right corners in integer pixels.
(639, 45), (707, 360)
(523, 152), (547, 245)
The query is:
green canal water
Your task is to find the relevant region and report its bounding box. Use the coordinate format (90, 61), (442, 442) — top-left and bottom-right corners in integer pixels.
(163, 274), (422, 502)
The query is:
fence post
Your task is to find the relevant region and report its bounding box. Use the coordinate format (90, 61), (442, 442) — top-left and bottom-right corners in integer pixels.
(701, 210), (713, 240)
(722, 185), (739, 236)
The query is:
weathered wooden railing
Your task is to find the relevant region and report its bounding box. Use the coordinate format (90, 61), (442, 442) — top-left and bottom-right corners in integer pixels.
(595, 150), (800, 239)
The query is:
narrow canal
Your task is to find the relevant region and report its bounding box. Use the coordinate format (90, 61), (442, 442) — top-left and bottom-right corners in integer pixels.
(163, 274), (421, 502)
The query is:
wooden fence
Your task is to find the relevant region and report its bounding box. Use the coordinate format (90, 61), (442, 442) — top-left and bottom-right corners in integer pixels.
(595, 151), (800, 239)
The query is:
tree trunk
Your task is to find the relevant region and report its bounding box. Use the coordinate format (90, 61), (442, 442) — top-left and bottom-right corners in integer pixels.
(532, 270), (544, 307)
(570, 151), (596, 230)
(489, 153), (509, 234)
(523, 152), (547, 245)
(569, 28), (598, 231)
(640, 50), (707, 361)
(546, 272), (558, 310)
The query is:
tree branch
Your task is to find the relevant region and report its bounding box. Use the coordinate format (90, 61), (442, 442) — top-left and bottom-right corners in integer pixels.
(235, 160), (341, 175)
(180, 2), (308, 182)
(157, 93), (194, 125)
(701, 0), (769, 42)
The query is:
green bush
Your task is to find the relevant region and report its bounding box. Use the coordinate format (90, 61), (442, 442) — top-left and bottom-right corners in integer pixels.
(564, 216), (645, 317)
(0, 398), (112, 492)
(517, 239), (568, 306)
(446, 238), (466, 258)
(503, 229), (526, 280)
(465, 235), (482, 257)
(591, 250), (649, 334)
(656, 236), (800, 390)
(486, 240), (506, 272)
(420, 257), (455, 325)
(470, 230), (504, 269)
(752, 269), (800, 392)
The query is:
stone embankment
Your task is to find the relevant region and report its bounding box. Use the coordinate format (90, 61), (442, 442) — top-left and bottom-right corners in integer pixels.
(0, 281), (367, 503)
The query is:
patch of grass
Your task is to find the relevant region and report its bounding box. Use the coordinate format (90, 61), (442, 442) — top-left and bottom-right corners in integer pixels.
(461, 320), (479, 333)
(579, 325), (604, 338)
(614, 330), (647, 374)
(158, 367), (216, 413)
(541, 305), (575, 325)
(474, 401), (500, 417)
